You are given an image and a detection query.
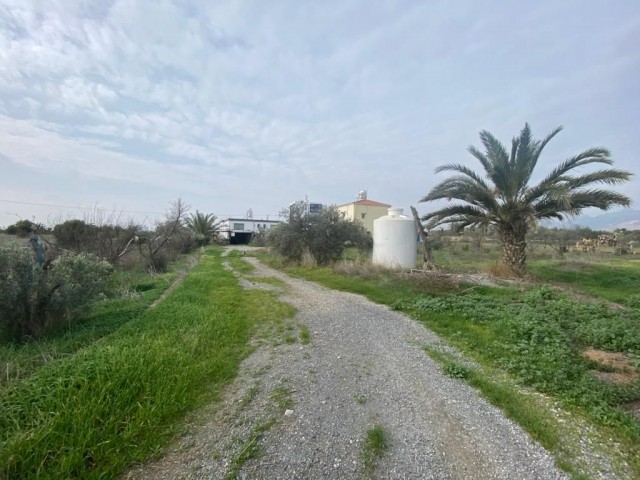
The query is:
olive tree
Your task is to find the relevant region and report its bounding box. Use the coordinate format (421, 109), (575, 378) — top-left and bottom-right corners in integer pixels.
(268, 205), (372, 265)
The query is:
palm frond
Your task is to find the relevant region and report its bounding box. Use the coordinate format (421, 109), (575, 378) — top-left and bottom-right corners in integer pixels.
(565, 189), (632, 211)
(559, 169), (632, 189)
(509, 123), (535, 199)
(533, 198), (574, 220)
(434, 163), (492, 190)
(524, 147), (613, 202)
(467, 145), (492, 175)
(422, 204), (490, 229)
(420, 176), (498, 212)
(479, 130), (510, 194)
(530, 126), (563, 171)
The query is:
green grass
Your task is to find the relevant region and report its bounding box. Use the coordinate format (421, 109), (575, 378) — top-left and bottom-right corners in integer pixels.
(224, 251), (256, 274)
(0, 248), (294, 479)
(354, 394), (367, 405)
(361, 425), (388, 473)
(425, 348), (561, 451)
(1, 270), (174, 388)
(299, 324), (311, 344)
(0, 233), (25, 247)
(246, 276), (286, 287)
(528, 258), (640, 305)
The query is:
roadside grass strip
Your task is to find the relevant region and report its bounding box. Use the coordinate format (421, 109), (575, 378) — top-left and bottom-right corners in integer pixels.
(0, 248), (294, 479)
(1, 270), (174, 389)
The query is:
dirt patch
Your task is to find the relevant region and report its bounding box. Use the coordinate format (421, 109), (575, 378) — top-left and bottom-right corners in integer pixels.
(584, 348), (638, 385)
(622, 400), (640, 421)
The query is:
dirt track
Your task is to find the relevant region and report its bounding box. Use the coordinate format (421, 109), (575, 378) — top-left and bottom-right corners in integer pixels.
(126, 256), (566, 480)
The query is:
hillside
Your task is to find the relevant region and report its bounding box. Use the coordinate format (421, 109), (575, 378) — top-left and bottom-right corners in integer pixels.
(545, 209), (640, 231)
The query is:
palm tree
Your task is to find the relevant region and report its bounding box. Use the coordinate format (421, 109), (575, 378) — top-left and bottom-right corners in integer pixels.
(186, 211), (219, 246)
(420, 124), (632, 276)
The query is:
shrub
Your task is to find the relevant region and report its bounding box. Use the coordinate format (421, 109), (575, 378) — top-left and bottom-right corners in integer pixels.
(53, 219), (139, 265)
(53, 219), (98, 252)
(268, 205), (372, 265)
(0, 245), (112, 340)
(5, 220), (47, 237)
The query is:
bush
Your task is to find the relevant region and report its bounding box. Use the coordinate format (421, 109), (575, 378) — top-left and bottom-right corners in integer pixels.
(53, 219), (139, 265)
(268, 205), (372, 265)
(5, 220), (47, 237)
(0, 245), (112, 340)
(137, 199), (194, 272)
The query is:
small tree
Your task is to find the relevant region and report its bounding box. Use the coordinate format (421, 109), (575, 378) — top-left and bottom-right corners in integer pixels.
(531, 227), (582, 259)
(269, 205), (372, 265)
(186, 211), (219, 246)
(53, 220), (98, 253)
(53, 219), (139, 265)
(5, 220), (47, 237)
(421, 123), (632, 275)
(138, 199), (191, 272)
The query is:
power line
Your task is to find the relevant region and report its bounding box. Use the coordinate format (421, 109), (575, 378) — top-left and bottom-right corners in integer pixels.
(0, 199), (165, 215)
(0, 199), (281, 219)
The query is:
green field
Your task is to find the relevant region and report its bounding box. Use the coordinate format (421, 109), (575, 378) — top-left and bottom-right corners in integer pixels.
(0, 248), (293, 479)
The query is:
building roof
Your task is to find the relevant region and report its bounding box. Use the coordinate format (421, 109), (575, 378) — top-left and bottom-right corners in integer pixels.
(338, 199), (391, 208)
(224, 218), (281, 223)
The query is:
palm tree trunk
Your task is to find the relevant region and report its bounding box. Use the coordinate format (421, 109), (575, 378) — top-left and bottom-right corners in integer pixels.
(498, 227), (527, 276)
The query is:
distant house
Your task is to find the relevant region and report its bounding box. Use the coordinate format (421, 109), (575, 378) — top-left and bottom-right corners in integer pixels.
(218, 218), (281, 245)
(337, 192), (391, 233)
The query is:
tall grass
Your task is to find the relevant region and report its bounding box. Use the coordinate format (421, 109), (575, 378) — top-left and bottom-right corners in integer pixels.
(1, 270), (173, 388)
(0, 248), (293, 479)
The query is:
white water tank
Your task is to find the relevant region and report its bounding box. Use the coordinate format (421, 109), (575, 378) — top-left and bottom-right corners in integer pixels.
(372, 208), (417, 269)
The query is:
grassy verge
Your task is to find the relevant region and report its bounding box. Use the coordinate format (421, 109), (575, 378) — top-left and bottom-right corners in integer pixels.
(528, 258), (640, 305)
(0, 269), (175, 389)
(259, 252), (640, 479)
(0, 248), (294, 479)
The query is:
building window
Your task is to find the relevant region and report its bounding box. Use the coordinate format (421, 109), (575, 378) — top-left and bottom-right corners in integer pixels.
(361, 213), (367, 219)
(233, 223), (244, 230)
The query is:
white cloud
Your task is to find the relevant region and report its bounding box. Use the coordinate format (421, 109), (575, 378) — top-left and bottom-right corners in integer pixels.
(0, 0), (638, 228)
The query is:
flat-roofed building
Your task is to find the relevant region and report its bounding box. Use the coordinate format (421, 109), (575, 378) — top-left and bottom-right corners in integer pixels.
(219, 218), (280, 244)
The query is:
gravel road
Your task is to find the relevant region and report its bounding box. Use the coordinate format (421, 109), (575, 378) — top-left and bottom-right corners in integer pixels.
(126, 256), (567, 480)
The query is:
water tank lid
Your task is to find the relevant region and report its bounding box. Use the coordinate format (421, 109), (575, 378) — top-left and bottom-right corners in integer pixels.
(388, 207), (403, 217)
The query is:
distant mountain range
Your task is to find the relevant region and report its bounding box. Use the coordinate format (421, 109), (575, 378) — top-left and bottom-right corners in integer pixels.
(543, 209), (640, 231)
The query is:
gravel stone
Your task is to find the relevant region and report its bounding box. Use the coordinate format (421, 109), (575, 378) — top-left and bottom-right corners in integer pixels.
(125, 256), (568, 480)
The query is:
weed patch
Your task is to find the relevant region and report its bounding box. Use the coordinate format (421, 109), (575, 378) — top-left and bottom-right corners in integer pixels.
(361, 425), (388, 474)
(299, 324), (311, 344)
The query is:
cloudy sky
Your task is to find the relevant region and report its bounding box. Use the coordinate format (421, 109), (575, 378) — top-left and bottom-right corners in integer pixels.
(1, 0), (638, 228)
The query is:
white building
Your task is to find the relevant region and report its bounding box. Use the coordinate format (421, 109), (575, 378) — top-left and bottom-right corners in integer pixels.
(219, 217), (281, 244)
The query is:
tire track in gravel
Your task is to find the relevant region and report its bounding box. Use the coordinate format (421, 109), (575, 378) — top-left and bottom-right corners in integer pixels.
(125, 256), (567, 480)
